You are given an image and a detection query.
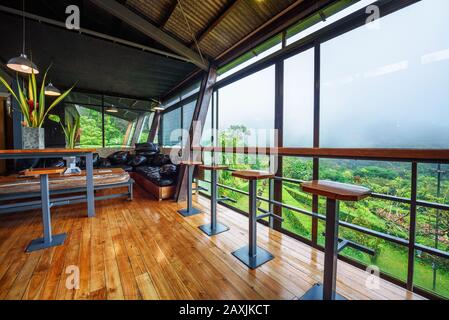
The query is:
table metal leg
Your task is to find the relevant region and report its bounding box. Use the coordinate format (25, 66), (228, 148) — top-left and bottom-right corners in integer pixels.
(300, 198), (346, 300)
(199, 170), (229, 236)
(86, 153), (95, 218)
(26, 174), (67, 253)
(178, 165), (201, 217)
(232, 180), (274, 269)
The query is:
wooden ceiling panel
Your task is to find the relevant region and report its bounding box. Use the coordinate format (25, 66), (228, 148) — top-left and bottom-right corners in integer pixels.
(124, 0), (308, 59)
(164, 0), (229, 47)
(127, 0), (176, 25)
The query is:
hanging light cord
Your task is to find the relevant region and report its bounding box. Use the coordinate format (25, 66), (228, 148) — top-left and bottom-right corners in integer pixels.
(22, 0), (26, 53)
(176, 0), (205, 65)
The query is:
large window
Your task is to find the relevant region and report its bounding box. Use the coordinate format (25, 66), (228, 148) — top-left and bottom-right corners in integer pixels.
(218, 66), (276, 148)
(64, 92), (154, 148)
(283, 48), (315, 147)
(320, 0), (449, 148)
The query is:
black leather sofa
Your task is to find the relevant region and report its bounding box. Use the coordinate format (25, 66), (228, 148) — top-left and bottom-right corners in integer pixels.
(16, 143), (179, 200)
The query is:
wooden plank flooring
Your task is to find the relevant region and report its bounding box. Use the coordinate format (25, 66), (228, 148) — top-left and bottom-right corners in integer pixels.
(0, 185), (424, 300)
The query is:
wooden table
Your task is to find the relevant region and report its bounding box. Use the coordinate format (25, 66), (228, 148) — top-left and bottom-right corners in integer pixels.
(0, 149), (97, 218)
(300, 180), (372, 300)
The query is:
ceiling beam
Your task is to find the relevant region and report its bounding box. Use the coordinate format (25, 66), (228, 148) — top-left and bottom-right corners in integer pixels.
(160, 0), (178, 29)
(89, 0), (209, 70)
(190, 0), (242, 47)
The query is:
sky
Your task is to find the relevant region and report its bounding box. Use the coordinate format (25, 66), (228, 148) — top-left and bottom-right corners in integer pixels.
(216, 0), (449, 149)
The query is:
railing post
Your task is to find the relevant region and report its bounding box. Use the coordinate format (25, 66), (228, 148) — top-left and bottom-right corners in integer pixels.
(407, 162), (418, 291)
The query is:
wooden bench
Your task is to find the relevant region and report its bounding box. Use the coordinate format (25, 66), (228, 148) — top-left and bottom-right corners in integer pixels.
(0, 168), (134, 215)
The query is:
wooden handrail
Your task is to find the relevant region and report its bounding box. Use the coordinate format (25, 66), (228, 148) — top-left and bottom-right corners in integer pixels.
(192, 147), (449, 162)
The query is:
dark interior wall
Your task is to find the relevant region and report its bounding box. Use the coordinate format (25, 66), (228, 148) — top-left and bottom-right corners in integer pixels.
(44, 105), (65, 148)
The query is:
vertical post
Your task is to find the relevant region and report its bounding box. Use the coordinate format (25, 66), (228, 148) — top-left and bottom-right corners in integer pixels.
(312, 42), (321, 244)
(407, 162), (418, 291)
(187, 165), (194, 211)
(40, 174), (52, 244)
(273, 59), (284, 231)
(86, 152), (95, 218)
(248, 180), (257, 258)
(211, 169), (217, 230)
(323, 198), (339, 300)
(101, 96), (105, 148)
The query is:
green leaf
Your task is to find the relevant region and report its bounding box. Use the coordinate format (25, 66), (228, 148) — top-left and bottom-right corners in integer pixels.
(48, 114), (61, 123)
(16, 76), (32, 126)
(38, 67), (49, 126)
(39, 84), (75, 127)
(0, 75), (20, 105)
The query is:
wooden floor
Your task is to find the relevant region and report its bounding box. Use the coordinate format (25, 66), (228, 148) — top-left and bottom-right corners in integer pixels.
(0, 185), (424, 300)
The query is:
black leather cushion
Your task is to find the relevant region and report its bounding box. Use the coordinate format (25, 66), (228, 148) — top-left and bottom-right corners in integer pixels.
(135, 142), (160, 153)
(130, 155), (148, 167)
(15, 158), (40, 172)
(135, 166), (175, 187)
(152, 154), (171, 167)
(136, 150), (158, 157)
(108, 151), (130, 165)
(98, 158), (112, 168)
(160, 164), (178, 178)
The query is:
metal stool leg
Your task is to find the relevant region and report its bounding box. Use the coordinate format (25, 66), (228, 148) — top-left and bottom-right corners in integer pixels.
(300, 198), (346, 300)
(26, 174), (67, 253)
(178, 165), (202, 217)
(232, 180), (274, 269)
(199, 169), (229, 236)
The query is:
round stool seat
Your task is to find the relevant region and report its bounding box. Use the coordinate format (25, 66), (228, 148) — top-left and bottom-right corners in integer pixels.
(232, 170), (275, 181)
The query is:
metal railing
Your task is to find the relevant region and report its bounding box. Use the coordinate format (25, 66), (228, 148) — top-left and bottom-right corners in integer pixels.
(195, 150), (449, 299)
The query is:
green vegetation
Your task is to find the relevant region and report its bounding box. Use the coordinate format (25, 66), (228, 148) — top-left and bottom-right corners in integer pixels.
(206, 126), (449, 298)
(74, 105), (137, 148)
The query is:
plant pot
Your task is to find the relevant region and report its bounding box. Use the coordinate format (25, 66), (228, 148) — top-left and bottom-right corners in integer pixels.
(22, 127), (45, 150)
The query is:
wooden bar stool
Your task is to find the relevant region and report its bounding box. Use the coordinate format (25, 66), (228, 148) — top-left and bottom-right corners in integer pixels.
(300, 180), (372, 300)
(178, 161), (203, 217)
(231, 170), (278, 269)
(198, 164), (230, 236)
(21, 168), (68, 252)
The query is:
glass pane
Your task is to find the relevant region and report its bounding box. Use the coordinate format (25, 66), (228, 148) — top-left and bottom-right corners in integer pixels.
(162, 108), (181, 147)
(200, 100), (213, 147)
(320, 0), (449, 148)
(218, 66), (275, 148)
(319, 159), (411, 238)
(320, 159), (411, 196)
(284, 48), (314, 147)
(76, 105), (103, 148)
(138, 113), (154, 144)
(104, 109), (139, 147)
(281, 157), (314, 239)
(104, 96), (152, 110)
(286, 0), (377, 46)
(416, 206), (449, 253)
(418, 163), (449, 206)
(66, 92), (102, 105)
(337, 226), (408, 282)
(414, 252), (449, 299)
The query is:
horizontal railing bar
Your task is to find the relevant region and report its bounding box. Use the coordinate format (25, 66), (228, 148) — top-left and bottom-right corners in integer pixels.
(194, 147), (449, 163)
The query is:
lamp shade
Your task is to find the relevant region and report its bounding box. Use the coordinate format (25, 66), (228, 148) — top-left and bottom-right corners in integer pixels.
(44, 83), (61, 96)
(7, 54), (39, 74)
(106, 106), (119, 113)
(151, 106), (165, 112)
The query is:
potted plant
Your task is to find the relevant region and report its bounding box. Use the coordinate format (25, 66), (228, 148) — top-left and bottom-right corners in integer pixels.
(49, 106), (82, 174)
(0, 68), (74, 149)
